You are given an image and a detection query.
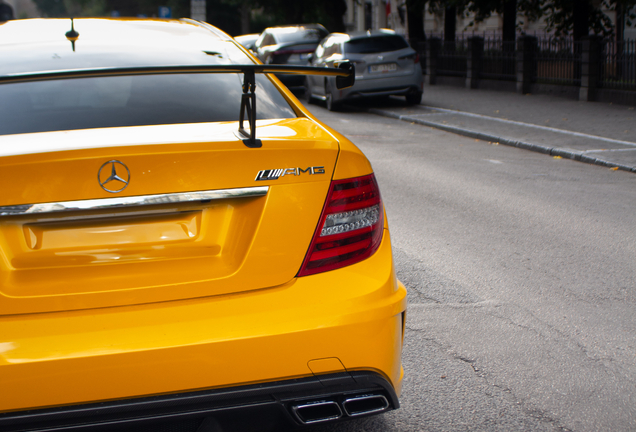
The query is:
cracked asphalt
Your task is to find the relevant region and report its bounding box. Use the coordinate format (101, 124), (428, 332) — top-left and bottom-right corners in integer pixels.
(301, 98), (636, 432)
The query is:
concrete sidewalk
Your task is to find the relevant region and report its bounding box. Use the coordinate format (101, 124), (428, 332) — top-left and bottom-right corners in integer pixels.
(362, 85), (636, 173)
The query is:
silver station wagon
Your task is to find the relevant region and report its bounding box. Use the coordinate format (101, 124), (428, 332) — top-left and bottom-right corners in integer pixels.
(305, 29), (424, 110)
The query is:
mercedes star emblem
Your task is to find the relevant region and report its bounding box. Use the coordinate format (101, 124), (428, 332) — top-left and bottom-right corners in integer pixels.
(98, 160), (130, 193)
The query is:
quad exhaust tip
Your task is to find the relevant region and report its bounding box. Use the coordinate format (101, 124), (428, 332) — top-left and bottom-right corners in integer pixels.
(291, 394), (390, 424)
(342, 394), (389, 416)
(292, 400), (343, 424)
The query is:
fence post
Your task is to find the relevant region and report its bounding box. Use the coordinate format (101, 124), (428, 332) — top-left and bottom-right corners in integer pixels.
(466, 36), (484, 89)
(426, 37), (441, 85)
(517, 35), (537, 94)
(579, 36), (602, 101)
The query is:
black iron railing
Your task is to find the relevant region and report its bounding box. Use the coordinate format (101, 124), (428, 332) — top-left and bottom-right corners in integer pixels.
(424, 32), (635, 97)
(482, 38), (516, 81)
(601, 39), (636, 91)
(534, 37), (581, 86)
(438, 36), (468, 77)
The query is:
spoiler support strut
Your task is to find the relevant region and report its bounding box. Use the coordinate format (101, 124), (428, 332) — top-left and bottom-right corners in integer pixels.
(238, 70), (261, 148)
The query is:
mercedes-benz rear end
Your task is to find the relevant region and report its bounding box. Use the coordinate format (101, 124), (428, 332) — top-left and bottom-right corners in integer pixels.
(0, 18), (406, 432)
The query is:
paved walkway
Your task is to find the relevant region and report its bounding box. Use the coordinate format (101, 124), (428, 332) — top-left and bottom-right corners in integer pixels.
(362, 85), (636, 173)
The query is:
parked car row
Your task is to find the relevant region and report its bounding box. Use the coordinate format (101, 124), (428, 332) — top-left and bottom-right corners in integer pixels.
(235, 26), (423, 110)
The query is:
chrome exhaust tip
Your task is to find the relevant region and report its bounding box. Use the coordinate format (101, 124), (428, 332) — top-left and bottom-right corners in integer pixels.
(342, 394), (390, 417)
(292, 400), (343, 424)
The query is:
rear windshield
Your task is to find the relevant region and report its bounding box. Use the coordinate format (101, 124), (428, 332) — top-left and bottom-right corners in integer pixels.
(274, 29), (327, 44)
(0, 73), (296, 136)
(345, 36), (409, 54)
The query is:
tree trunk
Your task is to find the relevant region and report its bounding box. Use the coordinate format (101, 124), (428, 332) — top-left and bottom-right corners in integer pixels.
(240, 2), (250, 34)
(444, 6), (456, 42)
(502, 0), (517, 43)
(616, 2), (624, 44)
(573, 0), (590, 41)
(324, 0), (347, 33)
(406, 0), (425, 42)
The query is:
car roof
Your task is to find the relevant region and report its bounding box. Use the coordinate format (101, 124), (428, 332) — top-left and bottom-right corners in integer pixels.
(326, 29), (401, 42)
(263, 24), (327, 34)
(235, 33), (259, 42)
(0, 18), (250, 75)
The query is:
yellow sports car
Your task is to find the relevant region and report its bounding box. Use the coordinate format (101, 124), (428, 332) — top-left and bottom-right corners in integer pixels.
(0, 18), (407, 432)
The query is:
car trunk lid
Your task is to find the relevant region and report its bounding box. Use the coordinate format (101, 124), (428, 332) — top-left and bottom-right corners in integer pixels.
(0, 118), (338, 315)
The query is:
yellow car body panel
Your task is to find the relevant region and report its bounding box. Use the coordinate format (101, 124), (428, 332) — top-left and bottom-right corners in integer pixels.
(0, 18), (406, 429)
(1, 229), (405, 412)
(0, 119), (340, 315)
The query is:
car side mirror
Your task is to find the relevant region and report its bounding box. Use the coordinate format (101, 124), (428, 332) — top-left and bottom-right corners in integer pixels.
(335, 61), (355, 89)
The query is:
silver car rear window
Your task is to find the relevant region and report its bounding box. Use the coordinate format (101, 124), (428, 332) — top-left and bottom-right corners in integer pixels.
(274, 29), (327, 44)
(345, 36), (409, 54)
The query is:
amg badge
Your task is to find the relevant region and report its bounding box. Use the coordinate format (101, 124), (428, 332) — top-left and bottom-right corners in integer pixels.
(255, 166), (325, 181)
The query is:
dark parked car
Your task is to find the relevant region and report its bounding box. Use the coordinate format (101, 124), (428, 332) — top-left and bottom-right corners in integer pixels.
(306, 29), (424, 110)
(253, 24), (328, 89)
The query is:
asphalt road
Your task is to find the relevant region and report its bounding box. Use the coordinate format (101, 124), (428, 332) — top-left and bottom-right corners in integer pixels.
(301, 99), (636, 432)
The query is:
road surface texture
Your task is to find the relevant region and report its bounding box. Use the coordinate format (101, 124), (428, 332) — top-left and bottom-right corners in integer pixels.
(366, 86), (636, 172)
(297, 96), (636, 432)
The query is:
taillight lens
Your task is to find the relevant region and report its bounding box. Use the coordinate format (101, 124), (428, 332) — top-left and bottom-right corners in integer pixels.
(399, 53), (419, 64)
(298, 174), (384, 277)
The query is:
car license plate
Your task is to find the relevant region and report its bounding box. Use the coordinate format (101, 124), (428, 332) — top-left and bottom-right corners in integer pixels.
(369, 63), (397, 73)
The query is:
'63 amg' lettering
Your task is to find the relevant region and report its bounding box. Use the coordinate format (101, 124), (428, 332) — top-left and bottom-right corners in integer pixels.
(255, 166), (325, 181)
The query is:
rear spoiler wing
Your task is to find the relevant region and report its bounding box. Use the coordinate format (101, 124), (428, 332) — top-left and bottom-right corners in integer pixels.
(0, 63), (356, 148)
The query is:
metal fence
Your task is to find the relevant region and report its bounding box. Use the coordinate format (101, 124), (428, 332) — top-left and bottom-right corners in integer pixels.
(601, 39), (636, 90)
(425, 33), (636, 93)
(534, 37), (581, 86)
(438, 36), (468, 77)
(482, 38), (516, 81)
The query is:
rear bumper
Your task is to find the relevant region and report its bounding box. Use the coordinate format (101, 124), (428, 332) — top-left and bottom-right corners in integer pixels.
(0, 229), (407, 424)
(0, 371), (397, 432)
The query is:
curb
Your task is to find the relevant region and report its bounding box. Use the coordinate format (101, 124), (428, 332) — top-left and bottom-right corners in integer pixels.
(367, 108), (636, 174)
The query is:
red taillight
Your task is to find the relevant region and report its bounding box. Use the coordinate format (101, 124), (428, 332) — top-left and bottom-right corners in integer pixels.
(298, 174), (384, 277)
(399, 53), (419, 64)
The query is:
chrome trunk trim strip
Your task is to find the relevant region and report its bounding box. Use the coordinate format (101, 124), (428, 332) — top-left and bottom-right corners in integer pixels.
(0, 186), (269, 217)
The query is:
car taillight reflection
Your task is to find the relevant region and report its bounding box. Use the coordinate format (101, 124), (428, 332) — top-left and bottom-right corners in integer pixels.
(398, 53), (419, 64)
(298, 174), (384, 276)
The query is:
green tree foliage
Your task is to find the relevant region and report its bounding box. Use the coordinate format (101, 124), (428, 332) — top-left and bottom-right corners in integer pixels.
(33, 0), (347, 36)
(536, 0), (636, 38)
(422, 0), (636, 39)
(250, 0), (347, 33)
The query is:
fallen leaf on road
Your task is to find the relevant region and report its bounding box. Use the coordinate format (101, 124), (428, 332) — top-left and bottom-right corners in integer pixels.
(610, 167), (619, 171)
(553, 156), (562, 159)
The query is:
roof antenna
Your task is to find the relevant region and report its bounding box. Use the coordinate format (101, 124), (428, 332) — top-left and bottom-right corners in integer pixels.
(65, 18), (79, 52)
